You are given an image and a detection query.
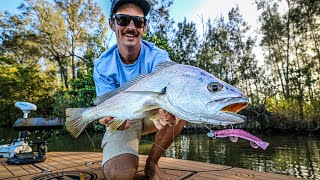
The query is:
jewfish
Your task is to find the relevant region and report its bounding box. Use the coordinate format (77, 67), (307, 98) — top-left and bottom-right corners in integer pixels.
(65, 62), (249, 138)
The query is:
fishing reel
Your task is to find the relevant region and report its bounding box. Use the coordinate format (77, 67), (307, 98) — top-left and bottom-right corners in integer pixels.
(0, 102), (63, 165)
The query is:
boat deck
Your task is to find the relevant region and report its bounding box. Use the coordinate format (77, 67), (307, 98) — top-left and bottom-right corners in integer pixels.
(0, 152), (298, 179)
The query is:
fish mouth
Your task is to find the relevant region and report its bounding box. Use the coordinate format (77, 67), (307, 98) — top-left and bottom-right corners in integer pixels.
(221, 102), (249, 113)
(215, 100), (249, 124)
(202, 98), (249, 125)
(168, 97), (249, 126)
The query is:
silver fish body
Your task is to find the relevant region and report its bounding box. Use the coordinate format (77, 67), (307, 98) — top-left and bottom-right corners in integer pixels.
(65, 62), (249, 138)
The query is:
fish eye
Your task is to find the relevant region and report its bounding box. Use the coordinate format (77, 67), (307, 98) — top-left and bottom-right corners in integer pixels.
(207, 82), (223, 92)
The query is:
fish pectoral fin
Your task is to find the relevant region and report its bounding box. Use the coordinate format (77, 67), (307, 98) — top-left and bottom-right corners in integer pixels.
(108, 119), (125, 133)
(133, 105), (160, 114)
(149, 112), (160, 121)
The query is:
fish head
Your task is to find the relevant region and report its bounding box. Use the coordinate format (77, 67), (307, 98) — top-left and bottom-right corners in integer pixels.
(165, 65), (249, 125)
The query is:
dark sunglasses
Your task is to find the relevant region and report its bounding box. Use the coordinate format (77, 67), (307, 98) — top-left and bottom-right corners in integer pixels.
(112, 14), (147, 28)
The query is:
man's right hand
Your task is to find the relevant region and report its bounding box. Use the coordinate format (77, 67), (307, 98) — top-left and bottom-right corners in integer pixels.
(153, 109), (181, 130)
(99, 117), (131, 130)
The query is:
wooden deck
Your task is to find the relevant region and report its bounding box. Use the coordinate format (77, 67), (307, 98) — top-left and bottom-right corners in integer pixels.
(0, 152), (298, 180)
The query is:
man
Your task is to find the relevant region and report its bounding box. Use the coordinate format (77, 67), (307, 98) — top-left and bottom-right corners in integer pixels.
(93, 0), (186, 179)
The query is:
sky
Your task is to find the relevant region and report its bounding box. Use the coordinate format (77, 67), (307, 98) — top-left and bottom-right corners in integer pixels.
(97, 0), (262, 44)
(0, 0), (261, 36)
(0, 0), (270, 61)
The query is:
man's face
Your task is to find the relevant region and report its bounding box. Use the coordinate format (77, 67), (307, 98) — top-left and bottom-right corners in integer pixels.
(110, 3), (146, 49)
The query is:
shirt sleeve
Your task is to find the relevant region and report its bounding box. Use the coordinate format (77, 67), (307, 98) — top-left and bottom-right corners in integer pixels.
(93, 62), (118, 97)
(151, 51), (172, 72)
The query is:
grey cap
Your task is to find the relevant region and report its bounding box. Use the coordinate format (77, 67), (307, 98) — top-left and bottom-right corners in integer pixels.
(110, 0), (151, 17)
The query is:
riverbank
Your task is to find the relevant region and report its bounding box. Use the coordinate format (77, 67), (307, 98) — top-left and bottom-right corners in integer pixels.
(181, 123), (320, 135)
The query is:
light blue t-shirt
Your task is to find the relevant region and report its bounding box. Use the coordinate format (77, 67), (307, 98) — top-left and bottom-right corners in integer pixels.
(93, 40), (171, 97)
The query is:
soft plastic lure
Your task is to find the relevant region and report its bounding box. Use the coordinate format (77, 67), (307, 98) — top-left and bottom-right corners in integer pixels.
(207, 128), (269, 150)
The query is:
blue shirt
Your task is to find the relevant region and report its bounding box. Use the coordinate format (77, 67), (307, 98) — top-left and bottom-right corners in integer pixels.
(93, 40), (171, 97)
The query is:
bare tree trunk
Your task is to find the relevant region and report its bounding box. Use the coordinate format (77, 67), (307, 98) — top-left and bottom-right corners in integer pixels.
(285, 10), (290, 98)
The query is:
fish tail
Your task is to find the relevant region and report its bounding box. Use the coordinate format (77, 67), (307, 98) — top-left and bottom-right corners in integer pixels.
(65, 108), (89, 138)
(259, 141), (270, 150)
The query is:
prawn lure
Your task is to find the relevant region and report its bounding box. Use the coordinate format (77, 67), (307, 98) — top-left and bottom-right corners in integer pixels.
(207, 128), (269, 150)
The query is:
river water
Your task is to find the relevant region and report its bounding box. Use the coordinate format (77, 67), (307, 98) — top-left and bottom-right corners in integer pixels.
(0, 127), (319, 179)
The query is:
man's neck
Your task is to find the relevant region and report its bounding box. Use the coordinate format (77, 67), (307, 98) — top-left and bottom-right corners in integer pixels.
(118, 43), (142, 64)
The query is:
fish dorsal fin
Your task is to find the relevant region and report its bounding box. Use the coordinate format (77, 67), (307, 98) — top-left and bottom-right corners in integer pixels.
(123, 62), (177, 94)
(94, 73), (149, 105)
(153, 61), (176, 72)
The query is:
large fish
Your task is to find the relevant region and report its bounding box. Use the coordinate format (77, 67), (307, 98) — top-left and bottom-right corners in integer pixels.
(66, 62), (249, 138)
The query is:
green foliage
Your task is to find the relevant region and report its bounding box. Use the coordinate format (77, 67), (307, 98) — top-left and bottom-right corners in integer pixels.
(51, 70), (105, 131)
(0, 1), (106, 127)
(172, 18), (198, 65)
(265, 96), (320, 129)
(1, 0), (319, 132)
(0, 0), (107, 88)
(0, 56), (58, 126)
(255, 0), (320, 128)
(51, 78), (95, 118)
(148, 0), (175, 40)
(143, 32), (177, 61)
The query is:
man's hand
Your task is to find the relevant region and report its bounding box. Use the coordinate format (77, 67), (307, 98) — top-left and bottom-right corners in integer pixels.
(153, 109), (181, 130)
(99, 117), (131, 130)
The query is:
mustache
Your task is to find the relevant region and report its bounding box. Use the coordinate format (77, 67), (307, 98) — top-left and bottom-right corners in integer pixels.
(123, 29), (139, 35)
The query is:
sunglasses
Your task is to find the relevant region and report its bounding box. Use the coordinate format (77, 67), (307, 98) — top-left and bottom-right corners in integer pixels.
(112, 14), (147, 28)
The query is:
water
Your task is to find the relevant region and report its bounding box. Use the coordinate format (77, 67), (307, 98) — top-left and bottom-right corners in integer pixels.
(0, 127), (319, 179)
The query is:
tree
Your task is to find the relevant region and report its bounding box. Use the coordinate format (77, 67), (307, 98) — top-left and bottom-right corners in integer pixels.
(0, 55), (58, 125)
(172, 18), (198, 65)
(0, 0), (107, 88)
(147, 0), (175, 40)
(256, 0), (320, 126)
(226, 7), (258, 99)
(0, 10), (42, 65)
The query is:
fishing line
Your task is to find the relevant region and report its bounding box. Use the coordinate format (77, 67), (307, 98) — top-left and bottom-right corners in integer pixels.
(203, 124), (213, 131)
(140, 140), (167, 152)
(202, 124), (216, 138)
(140, 123), (178, 152)
(202, 124), (233, 131)
(171, 123), (177, 148)
(85, 129), (96, 152)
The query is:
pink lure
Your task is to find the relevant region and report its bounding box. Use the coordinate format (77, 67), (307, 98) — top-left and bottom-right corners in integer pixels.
(209, 129), (269, 150)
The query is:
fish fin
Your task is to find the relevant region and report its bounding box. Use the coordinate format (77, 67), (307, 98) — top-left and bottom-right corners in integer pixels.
(123, 86), (166, 95)
(94, 61), (175, 105)
(94, 73), (149, 105)
(108, 119), (125, 133)
(153, 61), (176, 72)
(149, 112), (160, 121)
(123, 90), (164, 95)
(133, 105), (160, 114)
(160, 87), (167, 94)
(122, 62), (176, 94)
(65, 108), (89, 138)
